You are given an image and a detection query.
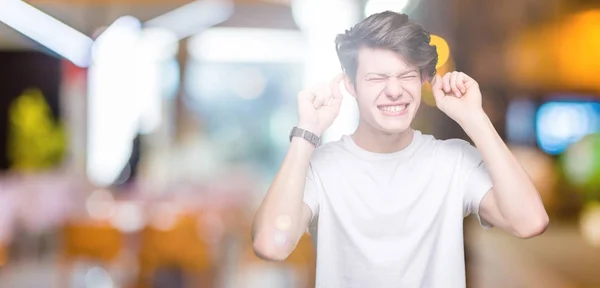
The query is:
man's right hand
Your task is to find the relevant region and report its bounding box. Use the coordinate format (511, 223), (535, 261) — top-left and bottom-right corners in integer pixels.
(297, 74), (345, 136)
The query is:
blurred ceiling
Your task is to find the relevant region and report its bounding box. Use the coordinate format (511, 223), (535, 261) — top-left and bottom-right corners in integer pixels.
(5, 0), (599, 94)
(0, 0), (297, 49)
(0, 3), (177, 49)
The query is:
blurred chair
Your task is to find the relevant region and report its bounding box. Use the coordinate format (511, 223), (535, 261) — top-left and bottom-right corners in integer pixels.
(237, 232), (316, 288)
(60, 221), (124, 287)
(136, 212), (214, 288)
(284, 233), (316, 288)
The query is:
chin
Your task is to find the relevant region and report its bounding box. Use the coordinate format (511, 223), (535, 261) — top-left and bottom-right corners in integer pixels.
(377, 124), (411, 135)
(371, 112), (414, 135)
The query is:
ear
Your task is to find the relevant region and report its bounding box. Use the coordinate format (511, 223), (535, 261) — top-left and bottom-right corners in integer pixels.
(343, 74), (357, 98)
(421, 72), (430, 86)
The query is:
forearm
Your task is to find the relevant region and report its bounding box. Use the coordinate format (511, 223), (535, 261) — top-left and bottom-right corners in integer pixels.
(252, 137), (315, 260)
(460, 111), (548, 231)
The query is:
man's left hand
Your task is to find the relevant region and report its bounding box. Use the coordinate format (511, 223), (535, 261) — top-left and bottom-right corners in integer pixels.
(430, 71), (484, 125)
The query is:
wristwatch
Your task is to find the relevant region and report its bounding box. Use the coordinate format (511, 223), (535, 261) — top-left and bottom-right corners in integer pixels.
(289, 126), (321, 147)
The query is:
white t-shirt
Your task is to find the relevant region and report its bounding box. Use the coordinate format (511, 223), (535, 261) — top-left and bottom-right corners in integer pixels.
(303, 130), (493, 288)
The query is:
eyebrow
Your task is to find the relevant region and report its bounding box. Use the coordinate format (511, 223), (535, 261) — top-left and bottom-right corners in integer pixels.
(364, 69), (418, 78)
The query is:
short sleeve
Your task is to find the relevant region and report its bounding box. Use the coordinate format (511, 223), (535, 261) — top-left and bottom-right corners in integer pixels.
(303, 162), (320, 223)
(458, 141), (494, 229)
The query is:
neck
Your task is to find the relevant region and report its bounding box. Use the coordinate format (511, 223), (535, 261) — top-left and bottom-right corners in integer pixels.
(351, 121), (414, 153)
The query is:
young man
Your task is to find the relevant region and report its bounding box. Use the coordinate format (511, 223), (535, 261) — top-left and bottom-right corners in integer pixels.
(252, 11), (548, 287)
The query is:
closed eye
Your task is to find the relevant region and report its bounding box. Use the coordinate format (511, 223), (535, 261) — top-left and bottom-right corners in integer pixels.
(400, 75), (418, 80)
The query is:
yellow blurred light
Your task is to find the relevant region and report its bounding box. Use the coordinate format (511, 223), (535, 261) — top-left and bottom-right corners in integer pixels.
(430, 35), (450, 69)
(0, 245), (5, 266)
(506, 9), (600, 92)
(556, 10), (600, 92)
(580, 202), (600, 247)
(7, 88), (66, 172)
(422, 56), (455, 107)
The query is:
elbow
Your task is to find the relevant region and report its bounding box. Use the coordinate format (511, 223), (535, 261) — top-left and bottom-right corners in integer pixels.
(252, 234), (291, 262)
(513, 213), (549, 239)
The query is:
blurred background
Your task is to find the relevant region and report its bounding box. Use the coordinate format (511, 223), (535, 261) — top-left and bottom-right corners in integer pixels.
(0, 0), (600, 287)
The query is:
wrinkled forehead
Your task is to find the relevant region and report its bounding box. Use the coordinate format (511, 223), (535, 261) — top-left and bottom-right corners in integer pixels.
(356, 47), (416, 76)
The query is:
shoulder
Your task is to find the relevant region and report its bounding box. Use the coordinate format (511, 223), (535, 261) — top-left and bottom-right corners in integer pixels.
(311, 137), (346, 163)
(417, 132), (473, 156)
(438, 138), (472, 151)
(432, 137), (482, 164)
(416, 134), (483, 173)
(303, 138), (347, 181)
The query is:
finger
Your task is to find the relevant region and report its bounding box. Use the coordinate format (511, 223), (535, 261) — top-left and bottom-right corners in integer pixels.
(323, 95), (343, 116)
(456, 72), (467, 94)
(298, 90), (315, 103)
(329, 88), (344, 110)
(431, 74), (444, 102)
(323, 85), (333, 106)
(312, 84), (330, 108)
(462, 73), (478, 90)
(330, 73), (344, 100)
(462, 72), (475, 82)
(442, 73), (452, 93)
(430, 74), (442, 91)
(450, 71), (462, 98)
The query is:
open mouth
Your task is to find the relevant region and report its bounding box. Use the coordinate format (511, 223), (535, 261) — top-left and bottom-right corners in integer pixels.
(378, 104), (409, 115)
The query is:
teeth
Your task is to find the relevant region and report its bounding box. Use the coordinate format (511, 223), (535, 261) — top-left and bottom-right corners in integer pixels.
(380, 105), (407, 112)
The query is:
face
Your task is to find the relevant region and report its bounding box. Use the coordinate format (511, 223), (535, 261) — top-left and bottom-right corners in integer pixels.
(345, 48), (423, 134)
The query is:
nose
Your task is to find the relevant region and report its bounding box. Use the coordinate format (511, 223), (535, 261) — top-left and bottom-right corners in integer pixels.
(384, 78), (404, 100)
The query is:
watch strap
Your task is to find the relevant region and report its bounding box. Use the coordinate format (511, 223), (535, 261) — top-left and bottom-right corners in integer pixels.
(289, 126), (321, 147)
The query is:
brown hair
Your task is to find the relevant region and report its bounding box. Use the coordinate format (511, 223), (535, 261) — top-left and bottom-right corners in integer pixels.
(335, 11), (438, 83)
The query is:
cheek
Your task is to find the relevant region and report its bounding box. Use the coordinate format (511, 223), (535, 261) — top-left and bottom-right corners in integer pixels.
(354, 88), (381, 120)
(405, 81), (422, 100)
(355, 86), (380, 106)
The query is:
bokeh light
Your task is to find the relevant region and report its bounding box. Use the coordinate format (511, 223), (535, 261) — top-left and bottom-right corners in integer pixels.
(510, 145), (558, 210)
(561, 134), (600, 193)
(580, 202), (600, 247)
(430, 35), (450, 69)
